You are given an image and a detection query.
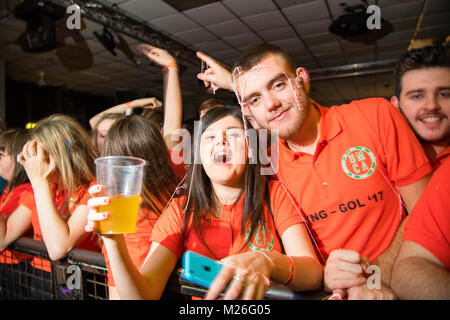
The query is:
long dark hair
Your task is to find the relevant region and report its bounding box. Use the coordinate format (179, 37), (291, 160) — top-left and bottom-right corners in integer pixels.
(182, 106), (268, 258)
(0, 128), (29, 192)
(102, 115), (179, 215)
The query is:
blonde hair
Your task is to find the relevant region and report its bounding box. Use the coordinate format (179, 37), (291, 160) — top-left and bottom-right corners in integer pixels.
(30, 114), (97, 196)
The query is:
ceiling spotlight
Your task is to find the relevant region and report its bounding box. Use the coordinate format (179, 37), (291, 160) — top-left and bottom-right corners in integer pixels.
(14, 0), (66, 52)
(329, 1), (393, 44)
(94, 27), (117, 56)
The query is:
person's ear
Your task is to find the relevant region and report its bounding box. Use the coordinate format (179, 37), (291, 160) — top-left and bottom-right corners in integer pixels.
(390, 96), (400, 109)
(295, 67), (310, 94)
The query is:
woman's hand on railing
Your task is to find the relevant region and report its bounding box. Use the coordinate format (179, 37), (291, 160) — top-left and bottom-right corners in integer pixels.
(204, 251), (272, 300)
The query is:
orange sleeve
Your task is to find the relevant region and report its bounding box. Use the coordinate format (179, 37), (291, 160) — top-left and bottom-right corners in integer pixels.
(75, 181), (97, 206)
(150, 198), (185, 258)
(77, 186), (91, 206)
(18, 188), (35, 211)
(268, 180), (304, 237)
(403, 158), (450, 270)
(374, 98), (432, 186)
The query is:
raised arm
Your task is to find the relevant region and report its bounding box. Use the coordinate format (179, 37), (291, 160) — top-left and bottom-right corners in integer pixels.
(89, 97), (162, 129)
(138, 44), (183, 150)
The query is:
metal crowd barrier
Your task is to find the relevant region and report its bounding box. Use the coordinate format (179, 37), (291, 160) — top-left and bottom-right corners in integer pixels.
(0, 237), (327, 300)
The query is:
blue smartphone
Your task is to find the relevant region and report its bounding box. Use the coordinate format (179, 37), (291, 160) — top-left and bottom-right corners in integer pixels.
(181, 251), (223, 289)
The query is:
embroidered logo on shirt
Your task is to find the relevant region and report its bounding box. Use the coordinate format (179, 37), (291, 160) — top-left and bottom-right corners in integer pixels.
(341, 146), (376, 179)
(57, 197), (79, 219)
(245, 222), (274, 251)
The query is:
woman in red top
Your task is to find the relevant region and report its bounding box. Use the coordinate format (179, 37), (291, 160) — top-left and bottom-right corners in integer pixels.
(0, 128), (32, 253)
(15, 114), (99, 299)
(100, 114), (181, 299)
(87, 106), (323, 300)
(0, 128), (32, 299)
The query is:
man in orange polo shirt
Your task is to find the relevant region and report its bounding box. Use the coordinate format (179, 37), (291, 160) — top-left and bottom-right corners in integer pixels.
(197, 44), (432, 299)
(391, 155), (450, 299)
(390, 44), (450, 170)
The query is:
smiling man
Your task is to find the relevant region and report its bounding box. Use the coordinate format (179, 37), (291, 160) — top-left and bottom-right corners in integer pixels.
(197, 44), (433, 299)
(391, 45), (450, 170)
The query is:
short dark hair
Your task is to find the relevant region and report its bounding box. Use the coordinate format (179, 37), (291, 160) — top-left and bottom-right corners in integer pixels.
(198, 98), (225, 113)
(393, 44), (449, 97)
(232, 44), (297, 75)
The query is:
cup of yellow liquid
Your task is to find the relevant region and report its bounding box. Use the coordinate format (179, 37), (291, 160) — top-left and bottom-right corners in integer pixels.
(95, 156), (146, 234)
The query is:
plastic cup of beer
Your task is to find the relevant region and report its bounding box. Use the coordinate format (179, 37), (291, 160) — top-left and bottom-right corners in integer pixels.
(95, 156), (146, 234)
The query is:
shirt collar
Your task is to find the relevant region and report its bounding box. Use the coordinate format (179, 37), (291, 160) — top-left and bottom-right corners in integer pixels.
(279, 101), (343, 161)
(431, 145), (450, 170)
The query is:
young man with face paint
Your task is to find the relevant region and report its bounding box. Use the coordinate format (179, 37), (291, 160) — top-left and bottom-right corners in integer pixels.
(391, 45), (450, 170)
(196, 44), (432, 300)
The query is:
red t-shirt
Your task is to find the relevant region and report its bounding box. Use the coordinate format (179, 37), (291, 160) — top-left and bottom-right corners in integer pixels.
(151, 180), (303, 260)
(103, 206), (158, 286)
(403, 156), (450, 270)
(275, 98), (432, 262)
(0, 183), (33, 264)
(19, 182), (100, 271)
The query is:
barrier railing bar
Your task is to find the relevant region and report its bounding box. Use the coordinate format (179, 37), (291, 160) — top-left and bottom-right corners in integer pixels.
(4, 237), (327, 300)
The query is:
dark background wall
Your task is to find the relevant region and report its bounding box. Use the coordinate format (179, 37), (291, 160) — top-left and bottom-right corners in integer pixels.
(5, 78), (117, 129)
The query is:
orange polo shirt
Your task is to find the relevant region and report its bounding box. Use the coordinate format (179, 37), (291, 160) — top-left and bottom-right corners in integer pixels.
(403, 156), (450, 270)
(151, 180), (303, 260)
(103, 206), (158, 287)
(0, 183), (33, 264)
(19, 182), (100, 272)
(275, 98), (432, 263)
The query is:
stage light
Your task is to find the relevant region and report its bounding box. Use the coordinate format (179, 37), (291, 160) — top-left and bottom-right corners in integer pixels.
(14, 0), (65, 52)
(329, 1), (393, 44)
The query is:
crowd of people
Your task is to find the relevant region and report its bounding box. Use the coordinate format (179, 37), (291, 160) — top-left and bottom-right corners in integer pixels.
(0, 41), (448, 300)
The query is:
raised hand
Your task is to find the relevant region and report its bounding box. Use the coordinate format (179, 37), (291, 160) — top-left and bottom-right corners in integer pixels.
(130, 97), (163, 110)
(17, 140), (56, 184)
(138, 43), (176, 68)
(196, 51), (233, 92)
